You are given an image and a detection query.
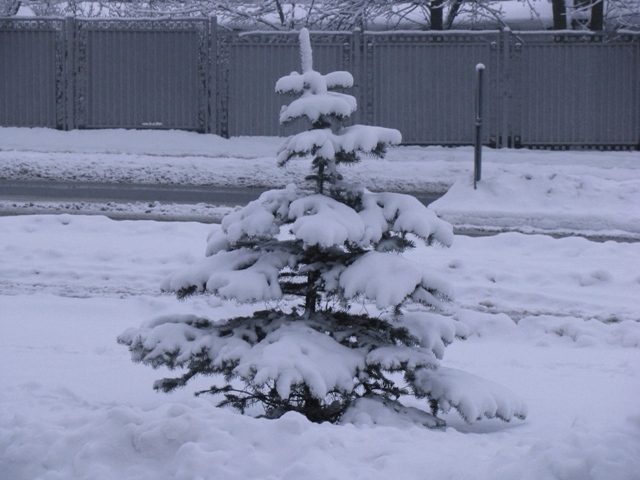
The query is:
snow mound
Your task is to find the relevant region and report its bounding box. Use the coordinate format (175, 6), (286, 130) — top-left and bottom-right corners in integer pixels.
(493, 415), (640, 480)
(519, 315), (640, 348)
(341, 396), (445, 429)
(430, 166), (640, 238)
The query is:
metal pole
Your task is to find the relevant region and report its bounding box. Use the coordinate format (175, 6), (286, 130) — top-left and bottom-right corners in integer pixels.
(474, 63), (485, 190)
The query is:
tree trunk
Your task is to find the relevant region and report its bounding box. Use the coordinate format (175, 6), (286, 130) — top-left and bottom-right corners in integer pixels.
(274, 0), (286, 28)
(430, 0), (444, 30)
(445, 0), (463, 29)
(305, 271), (319, 314)
(552, 0), (567, 29)
(589, 0), (604, 30)
(317, 161), (325, 194)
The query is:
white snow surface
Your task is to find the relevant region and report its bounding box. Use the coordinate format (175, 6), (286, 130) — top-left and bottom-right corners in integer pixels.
(1, 214), (639, 479)
(1, 127), (640, 479)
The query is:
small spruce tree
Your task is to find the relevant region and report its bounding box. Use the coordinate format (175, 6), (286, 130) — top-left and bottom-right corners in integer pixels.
(119, 29), (527, 426)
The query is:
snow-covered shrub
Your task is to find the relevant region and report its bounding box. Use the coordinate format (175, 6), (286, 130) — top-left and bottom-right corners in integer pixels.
(119, 29), (527, 426)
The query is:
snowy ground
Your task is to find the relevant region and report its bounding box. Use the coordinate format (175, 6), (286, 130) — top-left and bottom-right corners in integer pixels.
(1, 128), (639, 479)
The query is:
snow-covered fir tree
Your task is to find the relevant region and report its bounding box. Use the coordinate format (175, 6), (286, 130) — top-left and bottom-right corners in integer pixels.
(119, 28), (527, 426)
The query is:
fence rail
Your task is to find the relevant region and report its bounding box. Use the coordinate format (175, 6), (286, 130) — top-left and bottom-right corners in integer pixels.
(1, 17), (639, 148)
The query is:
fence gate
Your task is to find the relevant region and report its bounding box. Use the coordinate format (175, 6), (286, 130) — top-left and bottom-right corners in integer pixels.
(0, 18), (66, 128)
(509, 32), (640, 148)
(74, 18), (210, 132)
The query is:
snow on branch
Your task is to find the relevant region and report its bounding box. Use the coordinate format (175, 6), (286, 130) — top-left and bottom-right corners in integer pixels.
(288, 194), (366, 247)
(337, 125), (402, 154)
(208, 185), (306, 252)
(359, 192), (454, 246)
(366, 345), (439, 371)
(119, 313), (366, 401)
(414, 367), (529, 423)
(235, 322), (364, 399)
(279, 92), (357, 125)
(402, 312), (469, 360)
(338, 251), (452, 309)
(278, 125), (401, 165)
(161, 248), (296, 303)
(276, 70), (354, 96)
(299, 28), (313, 73)
(117, 314), (225, 369)
(275, 28), (358, 127)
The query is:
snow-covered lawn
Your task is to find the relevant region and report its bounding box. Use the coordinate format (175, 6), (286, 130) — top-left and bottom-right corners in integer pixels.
(1, 128), (639, 479)
(0, 215), (639, 479)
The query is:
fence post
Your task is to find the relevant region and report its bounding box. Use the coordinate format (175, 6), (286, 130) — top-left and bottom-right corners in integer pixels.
(208, 16), (217, 135)
(499, 28), (511, 148)
(64, 15), (75, 130)
(352, 28), (362, 125)
(474, 63), (485, 189)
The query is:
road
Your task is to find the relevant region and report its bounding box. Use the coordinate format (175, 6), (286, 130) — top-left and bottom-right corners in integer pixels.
(0, 180), (442, 207)
(2, 180), (635, 243)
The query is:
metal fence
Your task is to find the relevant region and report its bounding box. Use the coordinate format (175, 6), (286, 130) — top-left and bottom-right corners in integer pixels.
(1, 17), (639, 148)
(75, 19), (210, 131)
(0, 18), (66, 128)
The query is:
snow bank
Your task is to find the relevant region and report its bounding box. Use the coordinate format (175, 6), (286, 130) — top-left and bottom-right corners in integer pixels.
(430, 162), (640, 239)
(5, 380), (634, 480)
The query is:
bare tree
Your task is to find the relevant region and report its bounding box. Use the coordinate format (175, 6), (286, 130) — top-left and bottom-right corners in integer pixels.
(557, 0), (640, 31)
(606, 0), (640, 29)
(0, 0), (22, 15)
(14, 0), (640, 31)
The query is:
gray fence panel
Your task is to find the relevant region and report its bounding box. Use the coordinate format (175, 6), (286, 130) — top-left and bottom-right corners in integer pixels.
(0, 19), (65, 128)
(219, 32), (353, 137)
(511, 33), (640, 148)
(363, 32), (500, 145)
(75, 19), (208, 131)
(0, 18), (638, 148)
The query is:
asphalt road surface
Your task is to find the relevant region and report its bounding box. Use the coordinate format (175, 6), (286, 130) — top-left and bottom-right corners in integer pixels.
(0, 180), (441, 207)
(2, 180), (632, 242)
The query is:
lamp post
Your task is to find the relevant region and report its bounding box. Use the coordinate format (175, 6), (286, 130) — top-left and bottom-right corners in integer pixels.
(474, 63), (485, 190)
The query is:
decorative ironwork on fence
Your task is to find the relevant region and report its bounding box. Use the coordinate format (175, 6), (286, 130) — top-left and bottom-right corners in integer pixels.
(1, 17), (639, 149)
